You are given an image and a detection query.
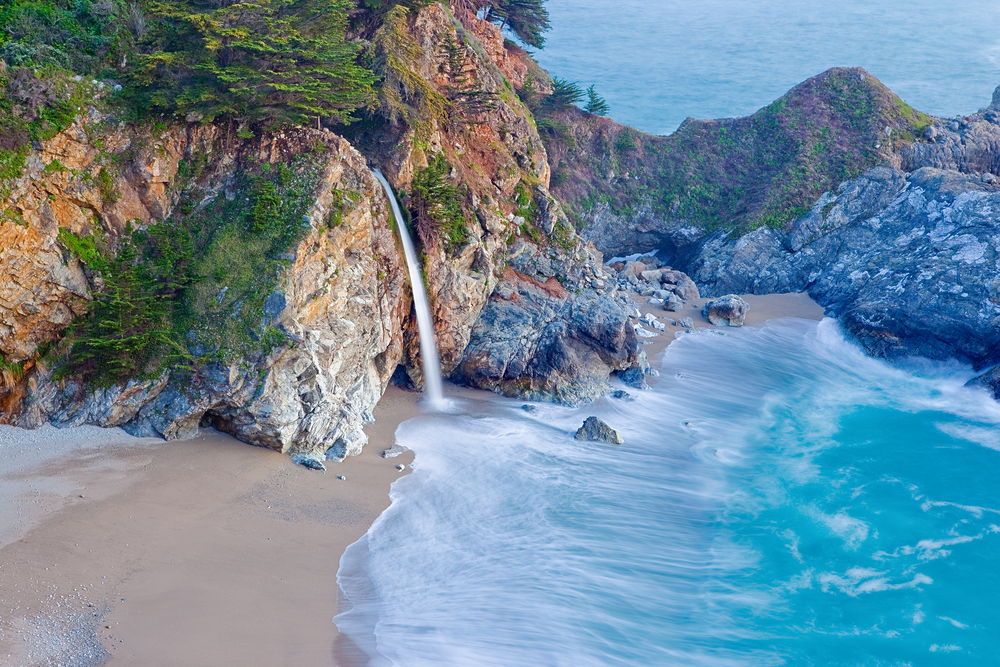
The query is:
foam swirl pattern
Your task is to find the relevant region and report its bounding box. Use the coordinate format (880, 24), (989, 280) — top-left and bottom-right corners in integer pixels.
(337, 318), (1000, 665)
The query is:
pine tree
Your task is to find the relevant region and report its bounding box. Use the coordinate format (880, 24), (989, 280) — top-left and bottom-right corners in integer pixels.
(584, 84), (610, 116)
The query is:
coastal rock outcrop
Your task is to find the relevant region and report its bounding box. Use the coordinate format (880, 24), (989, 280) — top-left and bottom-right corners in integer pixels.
(574, 416), (624, 445)
(10, 125), (410, 458)
(702, 295), (750, 327)
(686, 165), (1000, 366)
(451, 238), (640, 405)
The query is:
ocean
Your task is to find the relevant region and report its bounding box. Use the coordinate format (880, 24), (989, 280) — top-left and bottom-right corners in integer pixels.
(534, 0), (1000, 135)
(336, 319), (1000, 666)
(335, 4), (1000, 664)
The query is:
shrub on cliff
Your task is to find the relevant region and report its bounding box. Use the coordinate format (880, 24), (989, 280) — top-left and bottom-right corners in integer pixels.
(411, 154), (470, 255)
(55, 145), (330, 386)
(129, 0), (375, 125)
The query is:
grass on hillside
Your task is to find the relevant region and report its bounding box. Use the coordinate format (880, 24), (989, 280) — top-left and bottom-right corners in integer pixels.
(541, 67), (933, 235)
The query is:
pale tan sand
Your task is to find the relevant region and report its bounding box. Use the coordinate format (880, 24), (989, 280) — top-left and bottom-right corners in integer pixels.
(629, 291), (825, 371)
(0, 386), (419, 667)
(0, 293), (824, 666)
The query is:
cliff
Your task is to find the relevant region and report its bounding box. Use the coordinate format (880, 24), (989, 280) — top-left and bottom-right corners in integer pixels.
(0, 2), (644, 459)
(543, 67), (931, 258)
(569, 70), (1000, 381)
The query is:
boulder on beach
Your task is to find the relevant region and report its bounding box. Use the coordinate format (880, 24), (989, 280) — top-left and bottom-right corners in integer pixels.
(702, 295), (750, 327)
(575, 416), (625, 444)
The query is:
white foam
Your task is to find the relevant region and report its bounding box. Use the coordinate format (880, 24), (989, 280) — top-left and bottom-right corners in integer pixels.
(803, 507), (871, 551)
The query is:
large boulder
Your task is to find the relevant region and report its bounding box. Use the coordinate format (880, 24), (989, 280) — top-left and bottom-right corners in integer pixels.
(702, 295), (750, 327)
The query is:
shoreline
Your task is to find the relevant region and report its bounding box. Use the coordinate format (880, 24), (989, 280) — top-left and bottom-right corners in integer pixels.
(0, 292), (823, 666)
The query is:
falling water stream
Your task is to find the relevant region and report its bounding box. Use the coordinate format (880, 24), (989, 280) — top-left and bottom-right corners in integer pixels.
(372, 169), (445, 407)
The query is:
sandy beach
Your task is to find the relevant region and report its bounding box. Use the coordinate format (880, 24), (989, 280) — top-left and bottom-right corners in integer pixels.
(0, 292), (823, 667)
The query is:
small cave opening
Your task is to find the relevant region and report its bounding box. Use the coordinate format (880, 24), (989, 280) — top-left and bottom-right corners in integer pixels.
(199, 409), (235, 436)
(390, 363), (417, 392)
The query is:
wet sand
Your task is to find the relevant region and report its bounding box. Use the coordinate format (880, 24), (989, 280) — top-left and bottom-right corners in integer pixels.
(0, 292), (824, 666)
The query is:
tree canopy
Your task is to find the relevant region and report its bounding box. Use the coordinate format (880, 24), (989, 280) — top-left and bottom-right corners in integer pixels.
(479, 0), (549, 49)
(131, 0), (376, 125)
(584, 84), (609, 116)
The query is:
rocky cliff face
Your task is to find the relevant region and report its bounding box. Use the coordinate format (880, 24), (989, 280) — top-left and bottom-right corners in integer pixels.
(578, 80), (1000, 374)
(351, 3), (640, 403)
(0, 1), (645, 455)
(2, 115), (410, 459)
(542, 67), (931, 261)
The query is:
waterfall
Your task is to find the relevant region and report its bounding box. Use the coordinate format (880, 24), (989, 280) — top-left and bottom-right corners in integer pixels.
(371, 169), (445, 407)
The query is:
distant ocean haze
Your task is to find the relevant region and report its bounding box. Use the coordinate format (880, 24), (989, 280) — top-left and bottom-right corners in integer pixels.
(536, 0), (1000, 135)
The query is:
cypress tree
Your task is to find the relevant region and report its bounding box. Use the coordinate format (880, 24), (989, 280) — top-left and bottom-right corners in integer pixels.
(584, 84), (610, 116)
(132, 0), (376, 125)
(482, 0), (550, 49)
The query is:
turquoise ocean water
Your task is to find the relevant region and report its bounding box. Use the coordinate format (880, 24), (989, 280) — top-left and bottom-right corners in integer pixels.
(337, 320), (1000, 666)
(335, 5), (1000, 663)
(535, 0), (1000, 135)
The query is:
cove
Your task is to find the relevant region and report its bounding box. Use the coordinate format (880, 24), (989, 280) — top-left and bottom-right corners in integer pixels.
(336, 318), (1000, 665)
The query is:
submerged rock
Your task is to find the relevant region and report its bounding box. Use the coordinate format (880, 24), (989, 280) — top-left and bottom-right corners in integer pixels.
(702, 295), (750, 327)
(574, 416), (625, 445)
(966, 366), (1000, 399)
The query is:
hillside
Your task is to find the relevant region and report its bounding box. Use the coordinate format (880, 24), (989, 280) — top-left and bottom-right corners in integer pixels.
(539, 67), (933, 255)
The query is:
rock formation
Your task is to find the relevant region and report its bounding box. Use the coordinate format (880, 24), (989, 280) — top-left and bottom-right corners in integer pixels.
(574, 416), (624, 445)
(702, 295), (750, 327)
(6, 123), (410, 459)
(573, 78), (1000, 374)
(0, 2), (650, 456)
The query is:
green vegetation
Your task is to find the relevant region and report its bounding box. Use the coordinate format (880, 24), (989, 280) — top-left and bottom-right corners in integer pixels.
(584, 84), (609, 116)
(0, 64), (94, 190)
(56, 146), (329, 386)
(130, 0), (375, 125)
(0, 353), (26, 389)
(411, 153), (469, 255)
(369, 5), (449, 140)
(544, 77), (582, 113)
(542, 67), (934, 235)
(474, 0), (550, 49)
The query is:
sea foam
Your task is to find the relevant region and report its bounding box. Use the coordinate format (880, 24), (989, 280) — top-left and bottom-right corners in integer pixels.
(337, 318), (1000, 665)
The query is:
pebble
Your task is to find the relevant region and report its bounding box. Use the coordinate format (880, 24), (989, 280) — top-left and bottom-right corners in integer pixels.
(337, 475), (346, 481)
(395, 464), (406, 472)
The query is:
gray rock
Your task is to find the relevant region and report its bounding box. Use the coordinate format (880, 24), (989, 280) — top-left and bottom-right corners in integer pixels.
(451, 239), (640, 406)
(702, 295), (750, 327)
(521, 404), (537, 412)
(575, 416), (625, 444)
(664, 294), (684, 312)
(611, 389), (633, 401)
(395, 464), (406, 472)
(677, 317), (695, 329)
(292, 455), (327, 471)
(382, 444), (407, 459)
(966, 366), (1000, 399)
